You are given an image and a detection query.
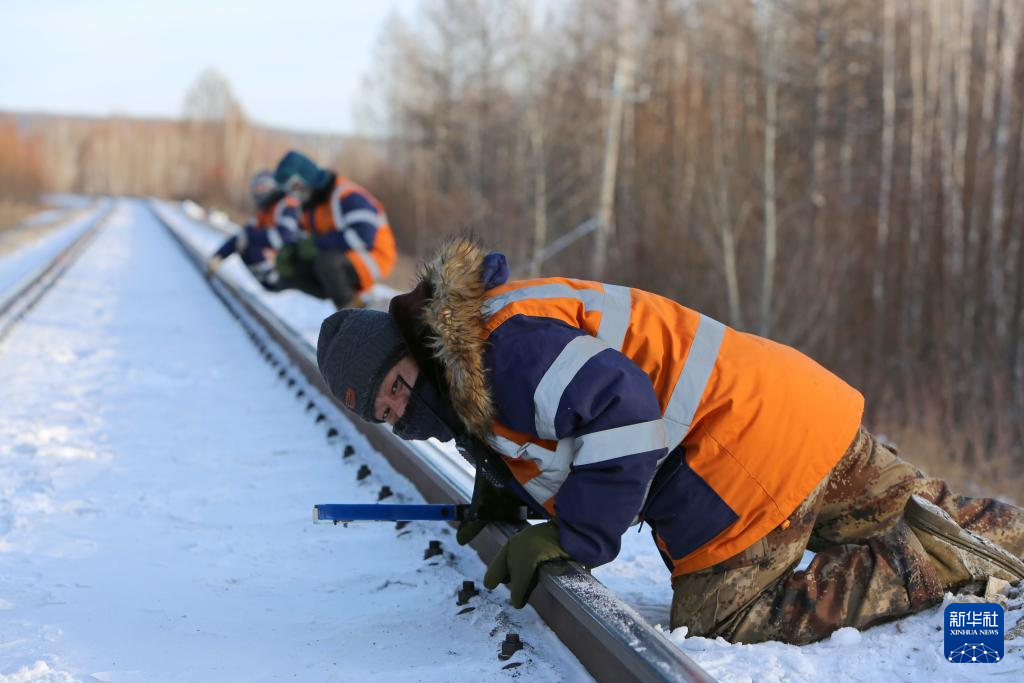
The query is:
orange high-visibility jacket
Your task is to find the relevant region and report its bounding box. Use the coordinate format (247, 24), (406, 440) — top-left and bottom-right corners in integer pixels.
(470, 269), (864, 575)
(301, 177), (396, 292)
(409, 242), (864, 576)
(485, 274), (864, 573)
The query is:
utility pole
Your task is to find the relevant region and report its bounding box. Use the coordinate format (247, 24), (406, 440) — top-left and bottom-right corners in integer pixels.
(592, 0), (638, 279)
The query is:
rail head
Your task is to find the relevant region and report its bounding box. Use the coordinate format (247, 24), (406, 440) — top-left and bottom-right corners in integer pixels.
(149, 199), (715, 683)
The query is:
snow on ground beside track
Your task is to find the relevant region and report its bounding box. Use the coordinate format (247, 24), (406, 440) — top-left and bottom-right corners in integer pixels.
(0, 201), (108, 294)
(665, 588), (1024, 683)
(154, 200), (1024, 682)
(0, 199), (588, 682)
(17, 209), (67, 228)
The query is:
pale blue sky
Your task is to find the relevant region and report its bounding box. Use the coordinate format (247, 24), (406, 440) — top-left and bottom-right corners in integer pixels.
(0, 0), (416, 134)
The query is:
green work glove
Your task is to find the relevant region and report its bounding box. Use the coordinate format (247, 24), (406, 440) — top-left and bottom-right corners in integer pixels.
(276, 244), (297, 279)
(456, 476), (526, 546)
(483, 521), (569, 608)
(297, 236), (318, 261)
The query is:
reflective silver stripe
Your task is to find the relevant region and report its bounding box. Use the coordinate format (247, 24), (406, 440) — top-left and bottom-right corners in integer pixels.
(341, 227), (367, 253)
(490, 436), (572, 504)
(345, 208), (384, 227)
(272, 201), (288, 224)
(534, 335), (609, 439)
(329, 183), (381, 283)
(267, 228), (284, 250)
(489, 434), (522, 457)
(491, 436), (570, 502)
(524, 477), (559, 503)
(482, 282), (631, 347)
(524, 439), (573, 501)
(342, 228), (382, 281)
(330, 184), (346, 228)
(597, 284), (631, 350)
(482, 283), (604, 319)
(528, 439), (571, 473)
(490, 436), (567, 477)
(573, 419), (666, 467)
(250, 262), (277, 285)
(235, 230), (249, 252)
(662, 314), (725, 448)
(277, 214), (299, 234)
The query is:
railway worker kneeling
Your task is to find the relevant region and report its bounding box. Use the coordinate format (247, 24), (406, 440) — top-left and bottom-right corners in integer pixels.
(273, 150), (396, 310)
(207, 170), (301, 289)
(314, 237), (1024, 645)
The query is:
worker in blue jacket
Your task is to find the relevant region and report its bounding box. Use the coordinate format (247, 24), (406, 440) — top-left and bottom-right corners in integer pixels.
(273, 150), (396, 309)
(207, 171), (301, 289)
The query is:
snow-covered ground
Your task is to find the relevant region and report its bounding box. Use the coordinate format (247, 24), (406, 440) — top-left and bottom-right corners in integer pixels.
(0, 201), (107, 295)
(664, 587), (1023, 683)
(0, 200), (586, 682)
(16, 209), (66, 228)
(2, 197), (1020, 682)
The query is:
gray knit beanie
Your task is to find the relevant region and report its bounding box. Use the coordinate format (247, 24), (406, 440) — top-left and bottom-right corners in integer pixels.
(317, 309), (408, 422)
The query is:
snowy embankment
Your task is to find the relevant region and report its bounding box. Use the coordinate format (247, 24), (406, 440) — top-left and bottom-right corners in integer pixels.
(0, 200), (108, 296)
(0, 200), (586, 682)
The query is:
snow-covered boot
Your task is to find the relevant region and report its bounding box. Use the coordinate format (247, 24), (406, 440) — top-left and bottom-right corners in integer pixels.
(905, 495), (1024, 592)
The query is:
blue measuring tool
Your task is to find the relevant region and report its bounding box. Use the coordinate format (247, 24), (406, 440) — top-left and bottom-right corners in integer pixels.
(313, 503), (468, 524)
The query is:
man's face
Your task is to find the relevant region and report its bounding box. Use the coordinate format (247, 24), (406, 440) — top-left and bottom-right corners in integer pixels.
(280, 174), (313, 204)
(374, 355), (419, 425)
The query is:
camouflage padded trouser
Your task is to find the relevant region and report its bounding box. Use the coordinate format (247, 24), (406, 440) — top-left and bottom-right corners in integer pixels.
(278, 251), (361, 310)
(670, 426), (1024, 644)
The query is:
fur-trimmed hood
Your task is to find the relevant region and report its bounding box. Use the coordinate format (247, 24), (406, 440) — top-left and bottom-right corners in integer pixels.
(389, 238), (503, 440)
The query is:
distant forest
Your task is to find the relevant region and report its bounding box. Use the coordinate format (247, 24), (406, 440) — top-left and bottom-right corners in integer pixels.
(0, 70), (378, 218)
(2, 0), (1022, 494)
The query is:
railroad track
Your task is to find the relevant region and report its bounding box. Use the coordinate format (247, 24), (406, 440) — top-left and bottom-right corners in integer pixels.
(0, 199), (113, 342)
(149, 199), (715, 683)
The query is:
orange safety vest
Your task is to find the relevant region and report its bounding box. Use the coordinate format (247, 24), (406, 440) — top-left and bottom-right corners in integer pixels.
(481, 277), (864, 574)
(302, 177), (396, 291)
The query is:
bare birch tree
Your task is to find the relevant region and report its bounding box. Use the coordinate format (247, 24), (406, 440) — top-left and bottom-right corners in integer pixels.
(874, 0), (896, 367)
(756, 1), (779, 337)
(988, 0), (1022, 340)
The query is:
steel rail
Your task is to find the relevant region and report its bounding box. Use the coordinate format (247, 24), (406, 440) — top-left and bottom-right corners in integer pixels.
(0, 199), (113, 342)
(150, 200), (715, 683)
